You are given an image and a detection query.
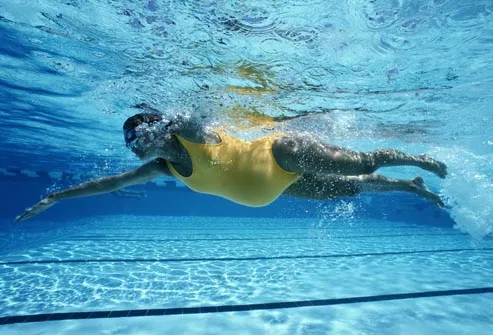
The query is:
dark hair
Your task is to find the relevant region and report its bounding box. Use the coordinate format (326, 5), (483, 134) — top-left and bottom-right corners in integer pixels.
(123, 113), (163, 145)
(123, 113), (163, 133)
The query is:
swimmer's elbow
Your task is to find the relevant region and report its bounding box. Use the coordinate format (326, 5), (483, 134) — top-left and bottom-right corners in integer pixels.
(119, 169), (159, 188)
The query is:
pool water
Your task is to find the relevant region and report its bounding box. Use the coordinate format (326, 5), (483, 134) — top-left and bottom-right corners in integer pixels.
(1, 0), (493, 334)
(1, 215), (492, 334)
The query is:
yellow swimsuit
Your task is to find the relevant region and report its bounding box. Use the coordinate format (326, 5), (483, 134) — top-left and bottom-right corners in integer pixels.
(167, 131), (300, 207)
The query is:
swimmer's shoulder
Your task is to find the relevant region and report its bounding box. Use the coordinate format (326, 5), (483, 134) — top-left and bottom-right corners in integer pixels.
(172, 116), (221, 144)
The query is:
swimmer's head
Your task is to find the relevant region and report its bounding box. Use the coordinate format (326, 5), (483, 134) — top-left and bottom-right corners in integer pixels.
(123, 113), (174, 160)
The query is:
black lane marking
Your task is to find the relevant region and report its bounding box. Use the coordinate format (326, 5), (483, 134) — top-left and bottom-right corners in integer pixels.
(1, 287), (492, 326)
(1, 248), (492, 266)
(82, 226), (427, 231)
(64, 232), (466, 242)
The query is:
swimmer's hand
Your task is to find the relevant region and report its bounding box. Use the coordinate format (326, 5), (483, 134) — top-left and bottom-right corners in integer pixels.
(15, 195), (58, 222)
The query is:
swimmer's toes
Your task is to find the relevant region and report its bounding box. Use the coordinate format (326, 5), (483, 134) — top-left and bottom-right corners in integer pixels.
(411, 176), (444, 207)
(437, 161), (448, 179)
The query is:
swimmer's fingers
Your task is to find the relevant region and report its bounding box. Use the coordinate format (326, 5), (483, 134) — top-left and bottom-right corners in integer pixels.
(15, 197), (57, 222)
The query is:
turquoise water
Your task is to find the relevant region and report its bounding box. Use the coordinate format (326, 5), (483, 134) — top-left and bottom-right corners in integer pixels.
(1, 0), (493, 334)
(1, 216), (492, 333)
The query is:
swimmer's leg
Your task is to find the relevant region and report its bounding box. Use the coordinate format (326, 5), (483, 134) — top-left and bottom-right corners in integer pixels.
(351, 174), (444, 206)
(284, 174), (444, 206)
(272, 137), (447, 178)
(367, 149), (447, 178)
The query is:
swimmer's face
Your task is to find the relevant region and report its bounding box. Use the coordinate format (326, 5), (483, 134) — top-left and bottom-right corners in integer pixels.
(125, 125), (151, 159)
(124, 115), (174, 160)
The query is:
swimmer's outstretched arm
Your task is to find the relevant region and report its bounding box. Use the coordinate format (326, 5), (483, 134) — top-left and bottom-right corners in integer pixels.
(15, 158), (170, 222)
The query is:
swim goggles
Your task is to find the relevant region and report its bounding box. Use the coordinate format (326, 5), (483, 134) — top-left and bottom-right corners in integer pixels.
(125, 127), (141, 148)
(124, 119), (174, 148)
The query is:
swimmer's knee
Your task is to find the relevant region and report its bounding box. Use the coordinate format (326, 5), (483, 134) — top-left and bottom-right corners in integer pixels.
(362, 174), (388, 183)
(361, 153), (377, 174)
(364, 149), (402, 172)
(323, 176), (361, 198)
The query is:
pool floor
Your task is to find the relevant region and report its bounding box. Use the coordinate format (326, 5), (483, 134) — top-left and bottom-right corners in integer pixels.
(1, 215), (492, 334)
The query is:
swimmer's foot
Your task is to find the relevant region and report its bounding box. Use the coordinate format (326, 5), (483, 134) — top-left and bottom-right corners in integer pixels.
(418, 155), (448, 179)
(410, 176), (444, 207)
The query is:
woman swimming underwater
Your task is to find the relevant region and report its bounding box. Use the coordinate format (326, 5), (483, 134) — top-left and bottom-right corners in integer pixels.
(16, 108), (447, 222)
